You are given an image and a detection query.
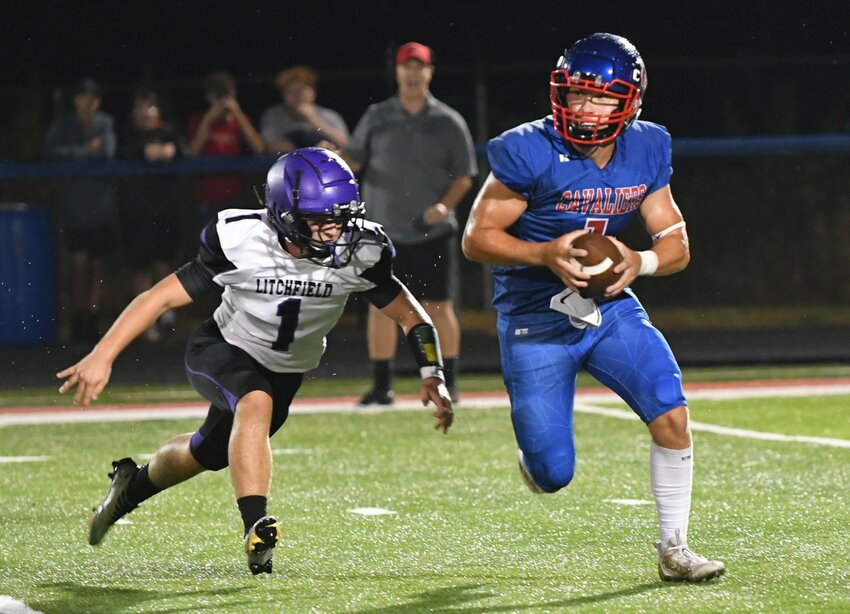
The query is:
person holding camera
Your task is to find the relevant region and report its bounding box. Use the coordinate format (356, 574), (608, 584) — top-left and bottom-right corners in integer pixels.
(187, 71), (265, 227)
(260, 65), (349, 155)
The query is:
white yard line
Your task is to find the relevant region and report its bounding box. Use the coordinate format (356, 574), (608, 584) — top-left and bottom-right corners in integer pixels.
(572, 403), (850, 449)
(0, 596), (45, 614)
(1, 382), (848, 448)
(0, 456), (52, 463)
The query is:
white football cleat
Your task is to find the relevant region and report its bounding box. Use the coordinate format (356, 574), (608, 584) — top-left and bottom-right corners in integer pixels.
(657, 529), (726, 582)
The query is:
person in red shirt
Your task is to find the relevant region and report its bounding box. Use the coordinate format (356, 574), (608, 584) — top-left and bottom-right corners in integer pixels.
(187, 71), (265, 227)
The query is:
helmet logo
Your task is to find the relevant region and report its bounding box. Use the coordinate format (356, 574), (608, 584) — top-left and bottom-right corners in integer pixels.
(632, 67), (642, 83)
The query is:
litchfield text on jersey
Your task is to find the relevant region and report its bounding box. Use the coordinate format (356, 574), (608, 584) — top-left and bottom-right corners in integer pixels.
(255, 278), (334, 297)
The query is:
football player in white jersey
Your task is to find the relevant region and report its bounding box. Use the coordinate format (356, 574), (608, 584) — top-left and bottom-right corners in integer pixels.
(57, 147), (453, 575)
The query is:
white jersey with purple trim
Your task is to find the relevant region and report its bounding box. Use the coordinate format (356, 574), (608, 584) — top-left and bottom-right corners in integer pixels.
(200, 209), (396, 373)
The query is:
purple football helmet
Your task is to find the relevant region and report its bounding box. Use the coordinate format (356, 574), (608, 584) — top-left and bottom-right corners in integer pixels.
(263, 147), (366, 267)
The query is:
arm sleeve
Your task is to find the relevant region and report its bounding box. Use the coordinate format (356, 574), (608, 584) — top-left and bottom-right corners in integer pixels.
(357, 235), (404, 308)
(175, 218), (236, 299)
(174, 258), (222, 300)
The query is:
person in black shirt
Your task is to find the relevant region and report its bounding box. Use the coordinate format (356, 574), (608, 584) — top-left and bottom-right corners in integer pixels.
(120, 87), (183, 341)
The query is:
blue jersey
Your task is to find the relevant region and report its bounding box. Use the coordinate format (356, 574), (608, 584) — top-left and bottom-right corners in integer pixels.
(487, 116), (672, 315)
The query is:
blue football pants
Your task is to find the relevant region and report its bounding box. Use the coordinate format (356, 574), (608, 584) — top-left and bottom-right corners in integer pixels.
(497, 295), (686, 493)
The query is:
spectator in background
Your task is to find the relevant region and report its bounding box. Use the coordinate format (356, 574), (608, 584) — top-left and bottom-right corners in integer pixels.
(344, 42), (477, 405)
(120, 87), (182, 342)
(45, 77), (117, 343)
(260, 65), (350, 154)
(187, 71), (265, 227)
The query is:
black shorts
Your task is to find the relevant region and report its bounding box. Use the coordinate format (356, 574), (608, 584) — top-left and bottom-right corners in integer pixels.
(393, 234), (454, 302)
(185, 319), (303, 471)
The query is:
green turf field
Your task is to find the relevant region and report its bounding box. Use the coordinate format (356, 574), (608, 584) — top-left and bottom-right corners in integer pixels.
(3, 362), (850, 407)
(1, 388), (848, 612)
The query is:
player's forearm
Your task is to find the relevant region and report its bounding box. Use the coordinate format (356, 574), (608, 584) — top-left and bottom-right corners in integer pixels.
(379, 288), (432, 334)
(644, 231), (690, 276)
(462, 227), (549, 267)
(93, 276), (192, 362)
(91, 295), (170, 362)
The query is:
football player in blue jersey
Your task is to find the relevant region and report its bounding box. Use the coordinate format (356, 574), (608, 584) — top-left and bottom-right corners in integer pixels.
(463, 33), (725, 582)
(57, 147), (453, 575)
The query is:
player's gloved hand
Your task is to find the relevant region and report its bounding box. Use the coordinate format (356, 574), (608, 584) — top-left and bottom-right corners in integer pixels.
(604, 237), (641, 297)
(57, 351), (113, 407)
(421, 377), (453, 433)
(543, 229), (592, 293)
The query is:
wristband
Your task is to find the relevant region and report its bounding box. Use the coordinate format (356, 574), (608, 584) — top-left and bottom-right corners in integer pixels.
(419, 365), (445, 381)
(638, 250), (659, 276)
(406, 323), (445, 382)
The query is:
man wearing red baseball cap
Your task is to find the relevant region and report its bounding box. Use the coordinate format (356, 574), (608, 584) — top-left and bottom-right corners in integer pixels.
(344, 42), (477, 407)
(395, 41), (432, 65)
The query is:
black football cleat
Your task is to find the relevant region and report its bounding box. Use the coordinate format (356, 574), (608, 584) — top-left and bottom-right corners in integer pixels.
(358, 389), (395, 406)
(244, 516), (281, 575)
(88, 458), (140, 546)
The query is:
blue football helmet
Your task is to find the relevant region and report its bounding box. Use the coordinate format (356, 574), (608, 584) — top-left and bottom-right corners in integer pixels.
(550, 33), (647, 145)
(263, 147), (366, 268)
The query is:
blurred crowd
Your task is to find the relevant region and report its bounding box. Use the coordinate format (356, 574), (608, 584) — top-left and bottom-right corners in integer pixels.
(36, 49), (478, 348)
(39, 67), (365, 343)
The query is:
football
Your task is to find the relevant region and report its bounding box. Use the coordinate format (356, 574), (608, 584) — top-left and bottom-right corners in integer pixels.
(570, 233), (624, 299)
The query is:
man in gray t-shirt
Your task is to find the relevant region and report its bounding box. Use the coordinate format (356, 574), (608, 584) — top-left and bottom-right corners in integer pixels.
(344, 42), (477, 406)
(260, 65), (349, 155)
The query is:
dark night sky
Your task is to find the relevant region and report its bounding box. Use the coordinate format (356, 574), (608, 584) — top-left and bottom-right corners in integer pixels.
(6, 1), (849, 84)
(3, 1), (850, 139)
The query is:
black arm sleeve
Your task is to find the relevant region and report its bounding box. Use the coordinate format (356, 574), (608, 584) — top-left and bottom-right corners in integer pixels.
(358, 233), (404, 308)
(174, 219), (235, 300)
(175, 258), (223, 300)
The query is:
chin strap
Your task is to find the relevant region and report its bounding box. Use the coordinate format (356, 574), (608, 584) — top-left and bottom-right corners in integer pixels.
(406, 323), (445, 381)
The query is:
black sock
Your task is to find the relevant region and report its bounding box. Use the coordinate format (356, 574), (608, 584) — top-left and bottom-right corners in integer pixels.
(444, 357), (458, 390)
(373, 359), (393, 392)
(237, 495), (268, 535)
(125, 464), (163, 508)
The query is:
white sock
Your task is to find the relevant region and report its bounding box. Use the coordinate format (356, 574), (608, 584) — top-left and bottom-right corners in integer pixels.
(650, 441), (692, 546)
